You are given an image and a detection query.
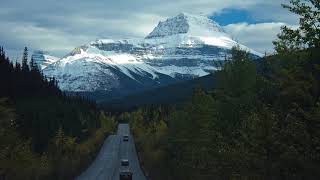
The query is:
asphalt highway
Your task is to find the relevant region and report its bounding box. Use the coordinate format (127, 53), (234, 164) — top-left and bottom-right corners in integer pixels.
(76, 124), (147, 180)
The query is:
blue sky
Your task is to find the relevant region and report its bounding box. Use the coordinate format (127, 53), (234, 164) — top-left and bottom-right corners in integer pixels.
(211, 8), (268, 25)
(0, 0), (299, 58)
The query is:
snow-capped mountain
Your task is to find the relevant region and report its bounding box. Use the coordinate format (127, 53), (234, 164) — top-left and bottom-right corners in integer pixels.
(146, 12), (226, 38)
(42, 13), (262, 100)
(31, 50), (59, 69)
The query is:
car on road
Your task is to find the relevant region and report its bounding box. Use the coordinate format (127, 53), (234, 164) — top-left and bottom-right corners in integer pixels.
(123, 135), (129, 141)
(119, 170), (132, 180)
(121, 159), (129, 166)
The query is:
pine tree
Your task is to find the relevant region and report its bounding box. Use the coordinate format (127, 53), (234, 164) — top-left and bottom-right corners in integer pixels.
(273, 0), (320, 52)
(29, 57), (35, 71)
(29, 57), (39, 72)
(0, 46), (3, 57)
(22, 47), (29, 72)
(15, 61), (21, 72)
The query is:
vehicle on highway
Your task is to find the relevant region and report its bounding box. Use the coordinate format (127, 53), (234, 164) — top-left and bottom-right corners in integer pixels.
(119, 170), (132, 180)
(123, 135), (129, 141)
(121, 159), (129, 166)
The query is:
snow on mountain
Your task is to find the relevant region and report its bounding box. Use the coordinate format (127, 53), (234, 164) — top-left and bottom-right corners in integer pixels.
(146, 12), (226, 39)
(43, 13), (262, 98)
(31, 50), (59, 69)
(145, 13), (261, 54)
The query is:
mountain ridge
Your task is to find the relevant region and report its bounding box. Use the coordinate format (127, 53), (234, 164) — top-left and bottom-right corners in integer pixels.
(35, 13), (262, 99)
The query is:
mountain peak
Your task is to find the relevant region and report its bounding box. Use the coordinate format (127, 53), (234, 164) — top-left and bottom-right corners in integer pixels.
(145, 13), (226, 39)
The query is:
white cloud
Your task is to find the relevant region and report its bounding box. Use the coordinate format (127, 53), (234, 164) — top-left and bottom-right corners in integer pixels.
(224, 22), (298, 53)
(0, 21), (95, 57)
(0, 0), (299, 57)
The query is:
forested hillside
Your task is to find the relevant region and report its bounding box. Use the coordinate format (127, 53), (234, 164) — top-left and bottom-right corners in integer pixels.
(128, 1), (320, 179)
(0, 47), (117, 180)
(102, 73), (217, 112)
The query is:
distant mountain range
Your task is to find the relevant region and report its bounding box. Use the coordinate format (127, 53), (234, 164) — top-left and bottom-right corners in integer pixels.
(33, 13), (262, 101)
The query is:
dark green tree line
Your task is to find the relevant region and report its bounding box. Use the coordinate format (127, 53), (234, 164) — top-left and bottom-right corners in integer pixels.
(0, 47), (117, 180)
(128, 1), (320, 179)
